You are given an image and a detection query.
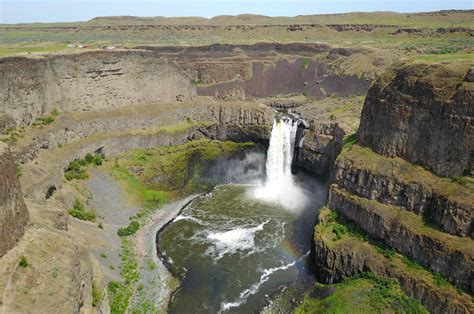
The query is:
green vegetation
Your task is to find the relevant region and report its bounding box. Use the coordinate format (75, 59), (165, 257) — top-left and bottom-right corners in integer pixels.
(301, 58), (311, 69)
(341, 133), (357, 153)
(100, 253), (108, 259)
(295, 273), (427, 314)
(432, 272), (449, 287)
(92, 281), (103, 307)
(451, 176), (469, 186)
(315, 207), (472, 307)
(68, 198), (96, 221)
(18, 256), (28, 268)
(32, 115), (55, 126)
(323, 208), (368, 242)
(375, 244), (396, 260)
(64, 153), (104, 181)
(191, 78), (204, 85)
(108, 238), (140, 314)
(110, 163), (168, 208)
(110, 139), (254, 198)
(117, 220), (140, 237)
(1, 126), (26, 144)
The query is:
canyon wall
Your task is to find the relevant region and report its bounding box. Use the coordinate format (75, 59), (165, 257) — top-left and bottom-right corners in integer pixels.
(313, 61), (474, 313)
(357, 63), (473, 177)
(0, 51), (197, 124)
(0, 144), (29, 257)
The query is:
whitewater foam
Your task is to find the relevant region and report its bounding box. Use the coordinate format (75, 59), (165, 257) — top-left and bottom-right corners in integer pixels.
(205, 220), (269, 260)
(220, 250), (310, 312)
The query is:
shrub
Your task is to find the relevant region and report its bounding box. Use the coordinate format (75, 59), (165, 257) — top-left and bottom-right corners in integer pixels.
(117, 220), (140, 237)
(64, 153), (103, 180)
(332, 224), (347, 240)
(19, 255), (28, 267)
(68, 198), (96, 221)
(34, 115), (55, 126)
(100, 253), (108, 259)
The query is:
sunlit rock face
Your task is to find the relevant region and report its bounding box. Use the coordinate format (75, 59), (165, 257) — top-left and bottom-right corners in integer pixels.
(357, 63), (473, 177)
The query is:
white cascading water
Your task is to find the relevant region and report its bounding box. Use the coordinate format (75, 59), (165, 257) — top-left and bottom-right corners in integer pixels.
(265, 117), (298, 185)
(253, 116), (307, 211)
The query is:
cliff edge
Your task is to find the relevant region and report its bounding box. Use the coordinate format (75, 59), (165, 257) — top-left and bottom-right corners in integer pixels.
(357, 62), (473, 177)
(0, 144), (29, 257)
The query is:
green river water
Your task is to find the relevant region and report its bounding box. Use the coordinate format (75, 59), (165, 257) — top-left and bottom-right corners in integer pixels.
(158, 179), (327, 313)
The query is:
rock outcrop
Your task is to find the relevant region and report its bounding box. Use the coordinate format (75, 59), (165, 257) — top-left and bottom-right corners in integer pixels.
(333, 146), (473, 238)
(312, 61), (474, 313)
(328, 185), (473, 292)
(0, 144), (29, 257)
(357, 62), (473, 177)
(0, 51), (197, 124)
(313, 207), (474, 313)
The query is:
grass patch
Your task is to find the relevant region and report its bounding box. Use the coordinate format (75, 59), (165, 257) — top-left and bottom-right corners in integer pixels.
(375, 244), (397, 260)
(92, 281), (103, 307)
(451, 176), (469, 186)
(433, 272), (449, 287)
(108, 238), (140, 314)
(64, 153), (104, 181)
(110, 163), (168, 208)
(18, 256), (28, 268)
(341, 133), (357, 153)
(295, 272), (427, 314)
(68, 198), (96, 221)
(324, 209), (368, 242)
(100, 253), (108, 259)
(110, 139), (254, 198)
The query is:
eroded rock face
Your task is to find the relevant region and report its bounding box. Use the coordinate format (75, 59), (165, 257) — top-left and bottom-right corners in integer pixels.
(0, 147), (29, 257)
(312, 219), (474, 313)
(0, 51), (197, 124)
(327, 185), (474, 293)
(357, 63), (473, 177)
(333, 157), (473, 237)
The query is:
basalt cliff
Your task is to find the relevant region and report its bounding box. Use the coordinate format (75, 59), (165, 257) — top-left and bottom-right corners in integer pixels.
(312, 62), (474, 313)
(0, 42), (472, 313)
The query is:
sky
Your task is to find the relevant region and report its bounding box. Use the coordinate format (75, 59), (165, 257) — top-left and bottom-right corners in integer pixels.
(1, 0), (472, 24)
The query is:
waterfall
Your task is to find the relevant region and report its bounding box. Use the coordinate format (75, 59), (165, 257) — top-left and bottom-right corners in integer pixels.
(265, 117), (298, 186)
(252, 116), (307, 211)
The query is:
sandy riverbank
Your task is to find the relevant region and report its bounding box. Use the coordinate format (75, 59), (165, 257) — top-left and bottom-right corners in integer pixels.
(134, 193), (202, 311)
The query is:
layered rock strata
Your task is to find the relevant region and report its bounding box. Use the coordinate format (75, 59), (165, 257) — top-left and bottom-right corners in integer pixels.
(0, 145), (29, 257)
(357, 62), (473, 177)
(312, 61), (474, 313)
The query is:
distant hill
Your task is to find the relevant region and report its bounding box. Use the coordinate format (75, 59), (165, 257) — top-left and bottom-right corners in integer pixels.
(3, 10), (473, 28)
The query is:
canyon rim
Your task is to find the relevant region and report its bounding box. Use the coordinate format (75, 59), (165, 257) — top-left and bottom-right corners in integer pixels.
(0, 3), (473, 314)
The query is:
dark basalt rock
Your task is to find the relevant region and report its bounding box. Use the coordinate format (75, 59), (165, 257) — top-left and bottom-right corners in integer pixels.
(0, 149), (29, 257)
(357, 62), (474, 177)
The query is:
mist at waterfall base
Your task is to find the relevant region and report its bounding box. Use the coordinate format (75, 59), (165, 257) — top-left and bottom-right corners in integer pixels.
(158, 117), (328, 313)
(252, 117), (309, 211)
